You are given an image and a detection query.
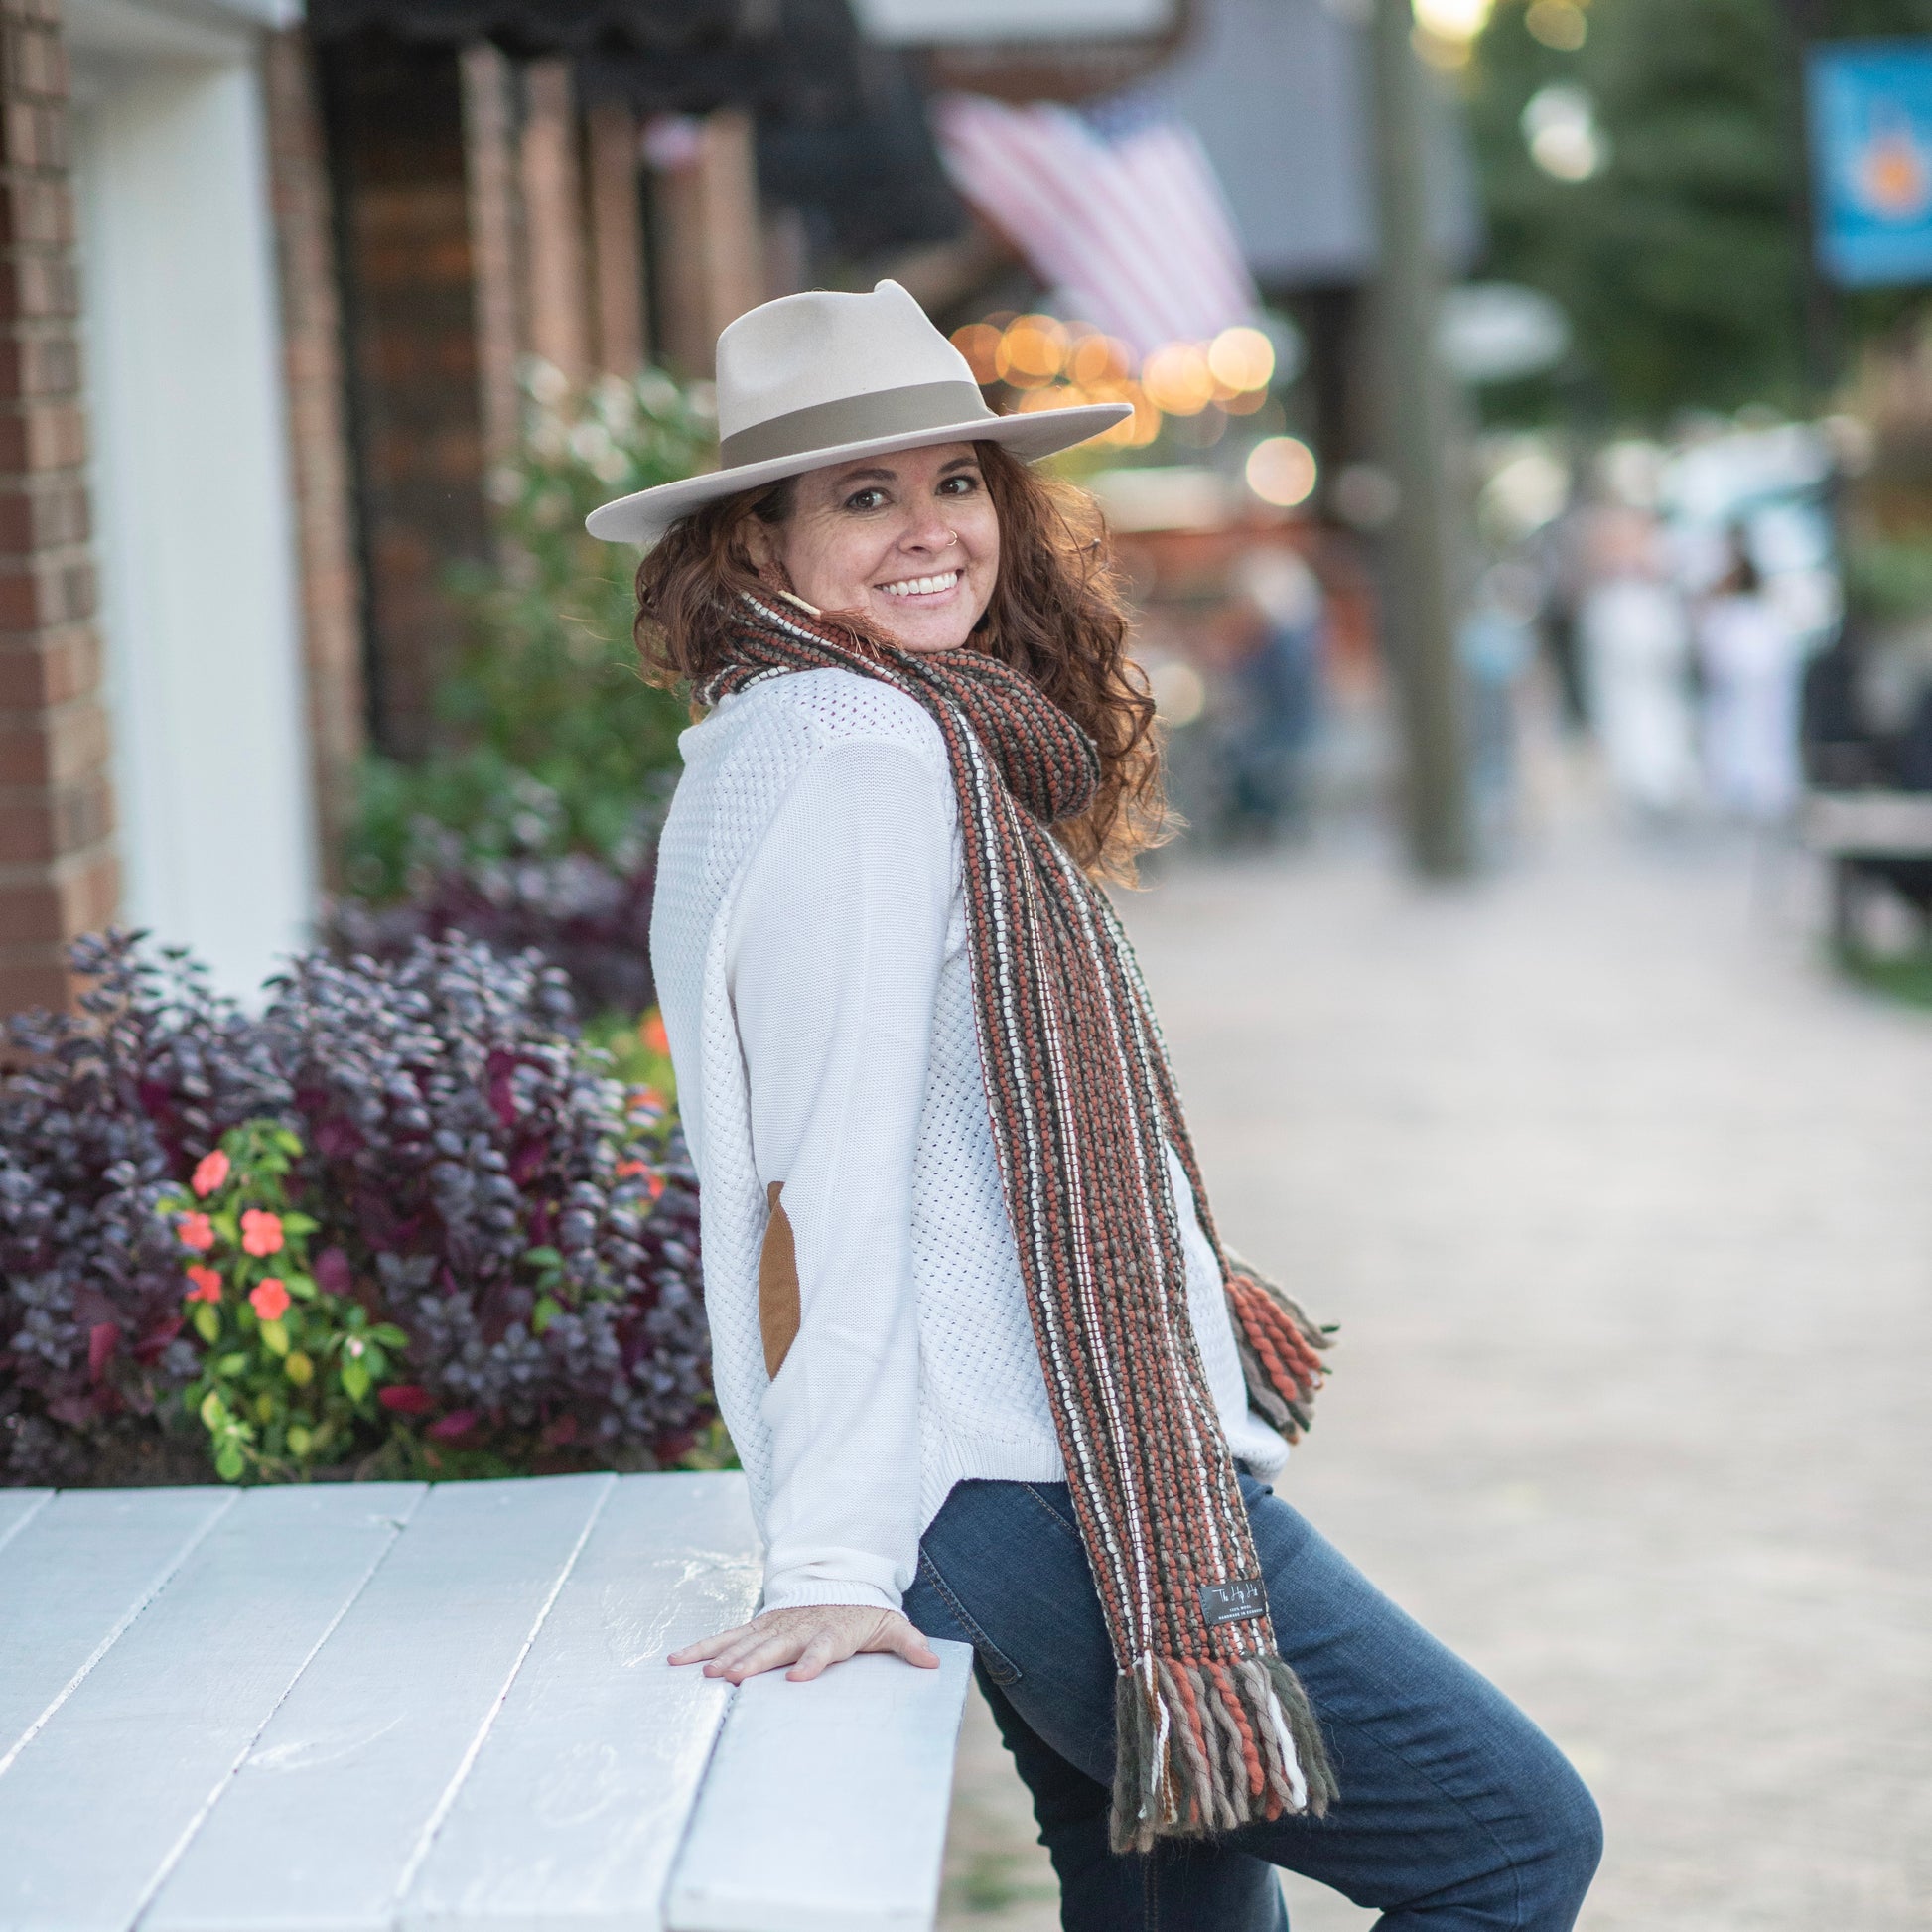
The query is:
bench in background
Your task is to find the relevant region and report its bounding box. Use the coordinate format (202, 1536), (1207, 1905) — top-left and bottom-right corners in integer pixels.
(1801, 789), (1932, 948)
(0, 1473), (971, 1932)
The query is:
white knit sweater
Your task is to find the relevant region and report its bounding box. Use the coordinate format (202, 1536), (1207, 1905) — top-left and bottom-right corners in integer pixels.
(650, 667), (1288, 1614)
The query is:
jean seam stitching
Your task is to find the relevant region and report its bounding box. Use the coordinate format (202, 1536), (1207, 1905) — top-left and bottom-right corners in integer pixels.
(1018, 1481), (1083, 1541)
(916, 1551), (1023, 1684)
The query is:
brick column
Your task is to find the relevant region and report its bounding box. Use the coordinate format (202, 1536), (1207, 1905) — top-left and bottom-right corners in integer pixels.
(586, 102), (645, 376)
(0, 0), (115, 1014)
(518, 57), (589, 387)
(263, 27), (366, 892)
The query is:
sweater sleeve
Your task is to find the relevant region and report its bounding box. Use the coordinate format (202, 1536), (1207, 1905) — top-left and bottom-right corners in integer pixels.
(727, 732), (954, 1613)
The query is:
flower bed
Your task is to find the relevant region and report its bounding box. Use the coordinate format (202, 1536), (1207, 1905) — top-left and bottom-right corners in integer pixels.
(0, 931), (711, 1487)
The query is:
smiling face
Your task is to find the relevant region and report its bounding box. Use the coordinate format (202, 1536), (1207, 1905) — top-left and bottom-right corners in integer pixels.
(748, 442), (999, 655)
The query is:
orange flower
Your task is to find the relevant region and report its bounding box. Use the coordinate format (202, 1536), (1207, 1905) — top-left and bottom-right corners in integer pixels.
(177, 1212), (215, 1253)
(184, 1265), (222, 1305)
(616, 1158), (647, 1179)
(641, 1014), (669, 1054)
(239, 1210), (285, 1257)
(190, 1150), (230, 1198)
(249, 1277), (291, 1322)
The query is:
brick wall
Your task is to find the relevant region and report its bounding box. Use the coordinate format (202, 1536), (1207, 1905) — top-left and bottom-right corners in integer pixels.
(263, 26), (366, 890)
(0, 0), (115, 1013)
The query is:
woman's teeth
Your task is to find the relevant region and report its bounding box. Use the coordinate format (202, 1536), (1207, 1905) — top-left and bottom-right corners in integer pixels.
(880, 571), (959, 598)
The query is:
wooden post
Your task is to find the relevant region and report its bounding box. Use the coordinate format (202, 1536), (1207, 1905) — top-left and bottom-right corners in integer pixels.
(648, 108), (763, 375)
(1366, 0), (1473, 877)
(262, 28), (366, 890)
(518, 58), (590, 389)
(586, 104), (646, 376)
(460, 43), (521, 466)
(0, 0), (119, 1011)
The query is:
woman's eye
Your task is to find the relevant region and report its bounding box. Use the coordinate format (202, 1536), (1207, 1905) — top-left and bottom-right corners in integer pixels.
(939, 474), (979, 496)
(844, 487), (888, 511)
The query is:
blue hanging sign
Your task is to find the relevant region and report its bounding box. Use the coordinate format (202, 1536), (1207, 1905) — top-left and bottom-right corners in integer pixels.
(1809, 41), (1932, 287)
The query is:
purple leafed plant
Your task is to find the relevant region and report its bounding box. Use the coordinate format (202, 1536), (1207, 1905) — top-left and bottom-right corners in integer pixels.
(0, 930), (711, 1486)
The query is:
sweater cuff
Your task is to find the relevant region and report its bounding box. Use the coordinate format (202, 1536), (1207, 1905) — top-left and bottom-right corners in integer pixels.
(760, 1579), (901, 1614)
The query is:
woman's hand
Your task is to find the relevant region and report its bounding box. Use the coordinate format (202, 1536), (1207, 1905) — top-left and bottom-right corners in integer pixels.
(668, 1604), (940, 1683)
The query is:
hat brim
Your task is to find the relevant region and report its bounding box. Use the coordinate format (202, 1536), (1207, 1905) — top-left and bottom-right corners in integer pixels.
(584, 401), (1133, 546)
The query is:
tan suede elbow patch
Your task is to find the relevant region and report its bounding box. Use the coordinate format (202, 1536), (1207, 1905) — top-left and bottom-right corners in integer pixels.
(759, 1180), (801, 1378)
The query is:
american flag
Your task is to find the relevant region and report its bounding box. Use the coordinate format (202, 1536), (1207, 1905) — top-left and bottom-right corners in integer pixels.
(930, 91), (1260, 361)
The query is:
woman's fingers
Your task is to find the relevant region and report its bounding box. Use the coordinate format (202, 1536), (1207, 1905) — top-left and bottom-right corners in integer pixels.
(880, 1619), (941, 1670)
(667, 1624), (756, 1666)
(669, 1606), (941, 1681)
(785, 1631), (848, 1682)
(711, 1630), (813, 1682)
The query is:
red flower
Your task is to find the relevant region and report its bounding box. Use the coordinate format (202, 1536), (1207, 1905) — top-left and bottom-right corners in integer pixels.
(378, 1384), (432, 1415)
(428, 1409), (481, 1442)
(615, 1158), (647, 1179)
(184, 1266), (222, 1305)
(640, 1014), (670, 1055)
(190, 1150), (230, 1198)
(239, 1210), (285, 1257)
(177, 1212), (215, 1253)
(249, 1277), (291, 1322)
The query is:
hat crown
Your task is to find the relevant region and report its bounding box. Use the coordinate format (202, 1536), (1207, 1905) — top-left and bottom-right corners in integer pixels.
(714, 281), (977, 441)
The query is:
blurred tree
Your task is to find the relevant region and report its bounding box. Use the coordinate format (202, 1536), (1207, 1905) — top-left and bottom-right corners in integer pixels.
(1467, 0), (1932, 425)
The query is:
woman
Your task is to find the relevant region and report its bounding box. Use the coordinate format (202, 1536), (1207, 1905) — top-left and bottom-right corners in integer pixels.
(589, 283), (1600, 1930)
(1696, 536), (1803, 822)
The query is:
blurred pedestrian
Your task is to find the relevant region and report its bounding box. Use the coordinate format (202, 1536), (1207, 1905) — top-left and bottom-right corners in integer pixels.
(1461, 563), (1538, 847)
(596, 282), (1600, 1932)
(1696, 534), (1804, 821)
(1224, 545), (1324, 839)
(1579, 507), (1698, 819)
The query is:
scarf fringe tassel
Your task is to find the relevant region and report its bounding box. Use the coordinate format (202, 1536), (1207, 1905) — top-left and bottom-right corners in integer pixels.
(1111, 1652), (1338, 1853)
(1226, 1269), (1334, 1443)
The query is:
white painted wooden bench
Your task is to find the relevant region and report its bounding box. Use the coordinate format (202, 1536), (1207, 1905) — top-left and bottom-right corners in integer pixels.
(0, 1474), (972, 1932)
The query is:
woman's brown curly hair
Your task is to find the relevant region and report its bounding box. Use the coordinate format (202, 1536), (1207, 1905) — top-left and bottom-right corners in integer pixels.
(632, 441), (1166, 880)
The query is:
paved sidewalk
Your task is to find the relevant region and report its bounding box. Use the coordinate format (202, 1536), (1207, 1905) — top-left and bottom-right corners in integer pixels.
(938, 824), (1932, 1931)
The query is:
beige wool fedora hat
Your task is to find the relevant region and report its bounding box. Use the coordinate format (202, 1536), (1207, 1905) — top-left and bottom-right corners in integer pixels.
(585, 280), (1130, 546)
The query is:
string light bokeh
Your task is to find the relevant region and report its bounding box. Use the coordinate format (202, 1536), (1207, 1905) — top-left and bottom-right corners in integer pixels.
(949, 314), (1300, 483)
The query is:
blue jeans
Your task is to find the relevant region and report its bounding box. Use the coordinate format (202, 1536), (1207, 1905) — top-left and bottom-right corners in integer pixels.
(903, 1477), (1600, 1932)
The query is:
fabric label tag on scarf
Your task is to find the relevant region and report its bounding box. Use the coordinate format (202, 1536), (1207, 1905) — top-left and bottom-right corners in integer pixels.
(1198, 1578), (1268, 1626)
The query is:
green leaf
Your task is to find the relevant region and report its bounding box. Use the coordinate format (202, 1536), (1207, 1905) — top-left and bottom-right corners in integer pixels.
(524, 1246), (563, 1271)
(285, 1273), (318, 1301)
(532, 1296), (559, 1336)
(259, 1319), (290, 1357)
(361, 1344), (387, 1378)
(280, 1212), (319, 1236)
(215, 1445), (245, 1481)
(284, 1351), (315, 1387)
(216, 1352), (248, 1377)
(286, 1423), (313, 1457)
(371, 1324), (409, 1348)
(200, 1391), (227, 1431)
(342, 1359), (371, 1403)
(192, 1304), (221, 1344)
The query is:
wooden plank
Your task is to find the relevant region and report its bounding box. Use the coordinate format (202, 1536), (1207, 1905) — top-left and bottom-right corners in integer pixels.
(1804, 789), (1932, 856)
(0, 1489), (51, 1555)
(0, 1487), (236, 1772)
(144, 1473), (614, 1932)
(400, 1472), (761, 1932)
(666, 1639), (975, 1932)
(0, 1484), (423, 1932)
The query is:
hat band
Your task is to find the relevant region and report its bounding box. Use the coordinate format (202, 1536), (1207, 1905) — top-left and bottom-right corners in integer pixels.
(718, 379), (993, 470)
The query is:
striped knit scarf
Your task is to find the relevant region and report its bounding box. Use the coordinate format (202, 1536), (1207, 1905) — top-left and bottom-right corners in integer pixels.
(709, 593), (1337, 1851)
